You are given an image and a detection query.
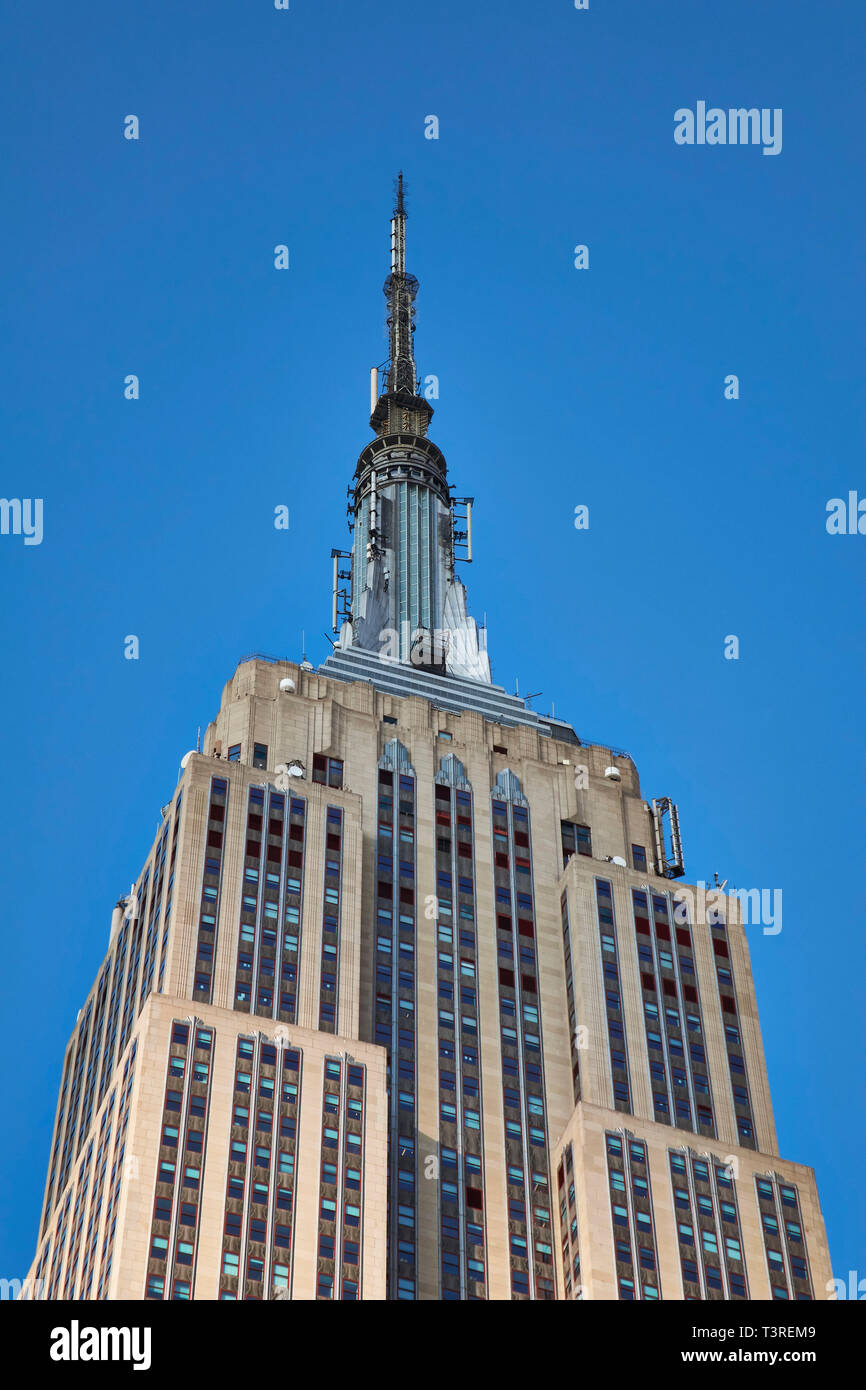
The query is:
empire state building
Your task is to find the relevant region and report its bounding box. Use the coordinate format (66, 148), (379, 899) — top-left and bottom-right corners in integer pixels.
(24, 180), (831, 1302)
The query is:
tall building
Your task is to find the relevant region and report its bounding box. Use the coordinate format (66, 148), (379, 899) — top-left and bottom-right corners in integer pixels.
(24, 179), (831, 1303)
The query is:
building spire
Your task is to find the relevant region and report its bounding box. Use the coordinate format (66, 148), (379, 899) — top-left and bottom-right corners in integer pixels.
(331, 178), (491, 684)
(391, 171), (406, 274)
(370, 174), (432, 436)
(384, 171), (417, 397)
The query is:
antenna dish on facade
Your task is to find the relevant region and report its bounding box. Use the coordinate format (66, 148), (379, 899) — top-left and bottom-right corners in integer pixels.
(180, 751), (195, 769)
(611, 855), (627, 867)
(275, 761), (305, 790)
(279, 677), (296, 692)
(604, 766), (622, 781)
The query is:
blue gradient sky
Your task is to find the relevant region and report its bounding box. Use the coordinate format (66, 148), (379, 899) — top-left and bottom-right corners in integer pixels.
(1, 0), (864, 1287)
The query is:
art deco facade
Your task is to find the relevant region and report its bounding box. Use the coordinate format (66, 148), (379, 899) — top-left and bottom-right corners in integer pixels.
(24, 181), (831, 1302)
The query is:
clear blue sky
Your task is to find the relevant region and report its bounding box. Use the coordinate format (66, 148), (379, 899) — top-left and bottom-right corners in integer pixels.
(2, 0), (864, 1288)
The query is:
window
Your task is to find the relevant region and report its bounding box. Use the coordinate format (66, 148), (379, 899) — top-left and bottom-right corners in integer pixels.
(313, 756), (344, 789)
(253, 743), (268, 769)
(228, 745), (241, 762)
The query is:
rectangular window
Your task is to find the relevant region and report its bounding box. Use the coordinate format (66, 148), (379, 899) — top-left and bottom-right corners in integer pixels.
(313, 756), (344, 789)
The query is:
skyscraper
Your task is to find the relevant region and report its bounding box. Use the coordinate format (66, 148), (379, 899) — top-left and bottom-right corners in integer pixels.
(24, 179), (831, 1303)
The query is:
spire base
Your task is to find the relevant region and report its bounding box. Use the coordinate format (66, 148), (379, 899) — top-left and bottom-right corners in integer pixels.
(369, 389), (434, 438)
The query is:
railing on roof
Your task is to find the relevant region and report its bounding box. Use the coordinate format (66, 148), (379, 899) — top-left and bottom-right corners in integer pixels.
(237, 652), (291, 665)
(575, 740), (632, 759)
